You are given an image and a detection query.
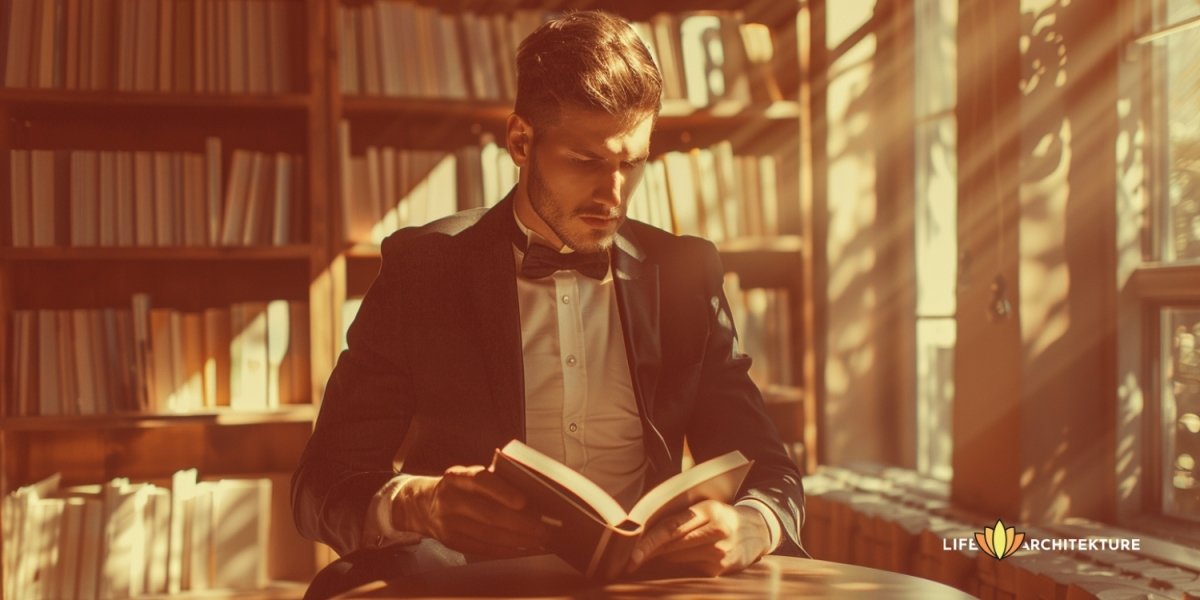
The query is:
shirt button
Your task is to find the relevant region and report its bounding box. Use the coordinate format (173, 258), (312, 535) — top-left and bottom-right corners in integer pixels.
(569, 423), (578, 433)
(566, 355), (577, 367)
(562, 294), (571, 304)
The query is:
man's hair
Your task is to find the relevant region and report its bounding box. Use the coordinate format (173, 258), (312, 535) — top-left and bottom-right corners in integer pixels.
(514, 11), (662, 129)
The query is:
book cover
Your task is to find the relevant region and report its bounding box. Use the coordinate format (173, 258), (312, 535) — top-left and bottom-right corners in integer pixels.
(492, 440), (751, 580)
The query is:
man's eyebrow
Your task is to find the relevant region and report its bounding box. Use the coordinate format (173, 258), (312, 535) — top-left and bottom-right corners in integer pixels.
(570, 147), (649, 162)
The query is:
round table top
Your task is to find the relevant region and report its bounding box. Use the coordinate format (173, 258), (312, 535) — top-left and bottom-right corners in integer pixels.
(343, 554), (975, 599)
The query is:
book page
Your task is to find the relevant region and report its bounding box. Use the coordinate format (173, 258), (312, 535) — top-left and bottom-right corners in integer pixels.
(498, 441), (626, 525)
(627, 451), (751, 526)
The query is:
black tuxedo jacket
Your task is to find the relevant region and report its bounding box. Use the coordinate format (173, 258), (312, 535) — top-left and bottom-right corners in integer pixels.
(292, 196), (807, 557)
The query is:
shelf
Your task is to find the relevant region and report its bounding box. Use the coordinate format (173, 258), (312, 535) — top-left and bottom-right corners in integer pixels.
(0, 89), (311, 112)
(0, 246), (314, 262)
(138, 581), (307, 600)
(0, 405), (317, 431)
(342, 96), (801, 127)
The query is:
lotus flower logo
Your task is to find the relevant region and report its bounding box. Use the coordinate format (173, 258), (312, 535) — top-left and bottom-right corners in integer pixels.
(975, 519), (1025, 560)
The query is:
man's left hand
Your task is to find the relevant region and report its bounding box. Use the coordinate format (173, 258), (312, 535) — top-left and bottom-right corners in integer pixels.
(625, 500), (771, 577)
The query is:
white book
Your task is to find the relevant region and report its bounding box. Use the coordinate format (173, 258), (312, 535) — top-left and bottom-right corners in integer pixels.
(267, 0), (290, 93)
(212, 479), (271, 590)
(154, 152), (175, 245)
(4, 0), (34, 87)
(376, 2), (401, 96)
(58, 498), (87, 600)
(57, 311), (80, 416)
(188, 483), (215, 591)
(206, 137), (223, 246)
(99, 478), (137, 599)
(144, 487), (171, 595)
(72, 310), (98, 415)
(77, 496), (104, 600)
(10, 150), (31, 247)
(220, 150), (253, 246)
(167, 469), (198, 594)
(98, 151), (117, 246)
(133, 151), (156, 247)
(662, 152), (699, 236)
(265, 300), (289, 408)
(271, 153), (292, 245)
(115, 152), (136, 246)
(359, 4), (381, 95)
(38, 310), (61, 416)
(30, 150), (57, 247)
(241, 152), (269, 246)
(232, 302), (270, 410)
(439, 14), (468, 99)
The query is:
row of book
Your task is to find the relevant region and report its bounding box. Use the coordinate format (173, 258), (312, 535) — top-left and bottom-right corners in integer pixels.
(338, 135), (784, 245)
(337, 3), (782, 106)
(724, 273), (796, 388)
(8, 141), (305, 248)
(3, 471), (272, 600)
(2, 0), (298, 93)
(339, 127), (517, 244)
(627, 143), (784, 241)
(7, 297), (309, 417)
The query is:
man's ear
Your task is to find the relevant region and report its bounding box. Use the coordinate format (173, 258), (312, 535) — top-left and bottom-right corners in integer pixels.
(506, 113), (533, 167)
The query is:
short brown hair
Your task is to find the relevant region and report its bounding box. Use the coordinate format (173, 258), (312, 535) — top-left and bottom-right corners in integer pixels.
(514, 11), (662, 128)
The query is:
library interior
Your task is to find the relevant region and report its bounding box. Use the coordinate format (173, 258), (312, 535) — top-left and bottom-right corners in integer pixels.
(2, 0), (1200, 598)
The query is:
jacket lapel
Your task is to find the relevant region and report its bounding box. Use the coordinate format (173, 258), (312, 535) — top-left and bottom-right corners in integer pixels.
(466, 197), (525, 443)
(612, 224), (672, 472)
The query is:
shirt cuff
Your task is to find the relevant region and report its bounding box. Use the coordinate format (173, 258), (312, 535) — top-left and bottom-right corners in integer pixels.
(735, 498), (783, 554)
(362, 474), (424, 550)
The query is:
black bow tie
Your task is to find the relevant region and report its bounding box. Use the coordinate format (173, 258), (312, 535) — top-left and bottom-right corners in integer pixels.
(520, 243), (610, 280)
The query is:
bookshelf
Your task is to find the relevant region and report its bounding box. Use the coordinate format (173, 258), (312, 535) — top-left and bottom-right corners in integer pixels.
(0, 0), (816, 596)
(0, 0), (332, 595)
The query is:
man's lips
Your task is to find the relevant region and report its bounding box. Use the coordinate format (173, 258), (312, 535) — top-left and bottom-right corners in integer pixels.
(579, 214), (619, 226)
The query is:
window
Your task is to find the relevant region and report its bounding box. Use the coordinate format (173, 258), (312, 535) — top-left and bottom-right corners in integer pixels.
(1132, 0), (1200, 522)
(913, 0), (958, 481)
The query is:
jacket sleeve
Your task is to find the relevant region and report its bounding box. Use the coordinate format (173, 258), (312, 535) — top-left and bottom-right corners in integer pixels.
(683, 241), (810, 558)
(291, 237), (414, 557)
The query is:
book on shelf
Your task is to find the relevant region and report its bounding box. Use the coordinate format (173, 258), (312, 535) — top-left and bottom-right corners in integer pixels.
(492, 440), (751, 580)
(339, 121), (516, 244)
(723, 273), (795, 388)
(7, 296), (309, 417)
(2, 471), (273, 600)
(335, 4), (779, 107)
(7, 140), (304, 249)
(2, 0), (298, 93)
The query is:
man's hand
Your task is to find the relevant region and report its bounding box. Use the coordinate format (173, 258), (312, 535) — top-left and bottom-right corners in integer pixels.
(626, 500), (771, 577)
(393, 465), (548, 557)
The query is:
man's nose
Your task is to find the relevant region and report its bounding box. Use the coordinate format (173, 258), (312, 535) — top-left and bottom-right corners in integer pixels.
(595, 168), (624, 208)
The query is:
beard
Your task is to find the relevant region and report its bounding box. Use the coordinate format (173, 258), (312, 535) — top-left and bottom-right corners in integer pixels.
(527, 153), (622, 254)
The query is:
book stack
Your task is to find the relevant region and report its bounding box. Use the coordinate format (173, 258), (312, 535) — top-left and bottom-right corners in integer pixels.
(2, 0), (299, 93)
(2, 471), (273, 600)
(336, 3), (782, 106)
(7, 295), (309, 416)
(339, 122), (517, 244)
(7, 139), (305, 248)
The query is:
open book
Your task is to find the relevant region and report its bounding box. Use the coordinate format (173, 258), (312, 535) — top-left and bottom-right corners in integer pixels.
(491, 440), (752, 580)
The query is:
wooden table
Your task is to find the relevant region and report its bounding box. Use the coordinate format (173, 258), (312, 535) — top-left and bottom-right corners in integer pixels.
(337, 554), (975, 599)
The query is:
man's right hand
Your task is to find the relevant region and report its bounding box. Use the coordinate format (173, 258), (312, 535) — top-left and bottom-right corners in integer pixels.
(392, 465), (549, 557)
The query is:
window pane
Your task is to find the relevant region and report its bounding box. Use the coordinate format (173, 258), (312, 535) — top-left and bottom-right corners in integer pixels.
(1164, 26), (1200, 262)
(1162, 308), (1200, 520)
(1167, 0), (1200, 24)
(915, 117), (958, 316)
(914, 0), (957, 118)
(917, 318), (955, 480)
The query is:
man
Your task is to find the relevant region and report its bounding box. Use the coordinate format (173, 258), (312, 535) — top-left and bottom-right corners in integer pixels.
(292, 10), (807, 582)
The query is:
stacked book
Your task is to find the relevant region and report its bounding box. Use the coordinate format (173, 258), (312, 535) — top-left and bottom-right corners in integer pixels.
(8, 139), (305, 248)
(2, 0), (299, 93)
(337, 3), (783, 106)
(7, 295), (309, 417)
(2, 471), (273, 600)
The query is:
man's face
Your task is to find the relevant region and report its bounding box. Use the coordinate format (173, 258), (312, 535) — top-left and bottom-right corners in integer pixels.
(518, 107), (654, 253)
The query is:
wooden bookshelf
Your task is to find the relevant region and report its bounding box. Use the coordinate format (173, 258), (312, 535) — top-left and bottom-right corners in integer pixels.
(0, 0), (818, 596)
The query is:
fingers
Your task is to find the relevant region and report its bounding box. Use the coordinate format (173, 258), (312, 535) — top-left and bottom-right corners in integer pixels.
(628, 508), (707, 571)
(444, 465), (528, 511)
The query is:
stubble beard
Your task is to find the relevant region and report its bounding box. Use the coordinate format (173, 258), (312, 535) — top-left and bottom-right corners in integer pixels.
(527, 154), (620, 254)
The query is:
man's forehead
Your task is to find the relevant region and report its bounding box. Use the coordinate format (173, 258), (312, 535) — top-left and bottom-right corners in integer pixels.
(542, 107), (655, 155)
